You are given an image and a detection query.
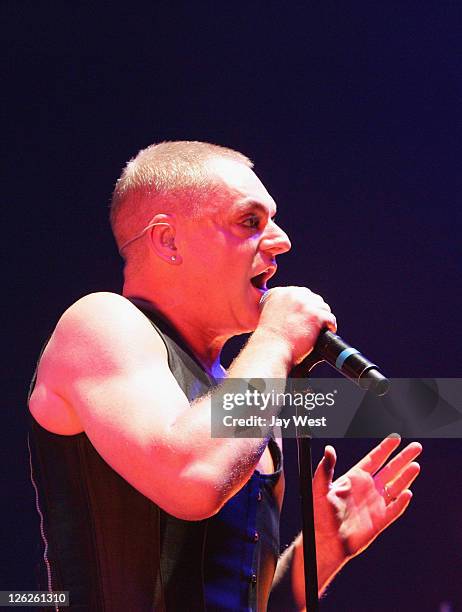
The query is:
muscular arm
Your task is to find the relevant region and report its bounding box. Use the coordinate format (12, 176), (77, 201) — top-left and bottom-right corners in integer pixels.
(30, 291), (328, 521)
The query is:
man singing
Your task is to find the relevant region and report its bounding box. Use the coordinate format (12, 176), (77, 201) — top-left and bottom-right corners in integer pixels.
(28, 141), (421, 610)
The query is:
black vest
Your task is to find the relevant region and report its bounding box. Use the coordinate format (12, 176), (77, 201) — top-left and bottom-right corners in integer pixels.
(28, 305), (282, 611)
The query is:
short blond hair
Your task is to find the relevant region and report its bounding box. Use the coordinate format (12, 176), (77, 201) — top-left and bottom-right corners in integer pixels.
(110, 141), (253, 257)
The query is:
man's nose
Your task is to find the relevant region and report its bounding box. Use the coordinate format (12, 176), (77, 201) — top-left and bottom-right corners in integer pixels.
(259, 221), (292, 256)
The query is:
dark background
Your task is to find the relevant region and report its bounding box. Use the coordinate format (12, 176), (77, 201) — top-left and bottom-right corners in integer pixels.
(3, 2), (461, 610)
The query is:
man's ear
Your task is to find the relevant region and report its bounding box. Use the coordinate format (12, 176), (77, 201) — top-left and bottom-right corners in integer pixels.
(146, 214), (183, 265)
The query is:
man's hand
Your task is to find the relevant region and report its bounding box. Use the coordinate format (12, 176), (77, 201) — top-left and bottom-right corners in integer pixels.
(290, 436), (422, 606)
(258, 287), (337, 365)
(315, 436), (421, 578)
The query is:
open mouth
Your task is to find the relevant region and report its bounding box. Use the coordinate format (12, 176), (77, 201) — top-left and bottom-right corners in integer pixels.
(250, 266), (277, 291)
(250, 272), (267, 290)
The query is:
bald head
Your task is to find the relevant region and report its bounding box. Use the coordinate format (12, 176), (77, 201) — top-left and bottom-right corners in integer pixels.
(110, 141), (253, 260)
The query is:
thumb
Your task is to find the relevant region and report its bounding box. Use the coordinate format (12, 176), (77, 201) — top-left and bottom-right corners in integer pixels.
(313, 445), (337, 495)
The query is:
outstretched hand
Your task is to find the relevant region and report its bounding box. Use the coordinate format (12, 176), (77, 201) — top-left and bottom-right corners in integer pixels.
(313, 436), (422, 561)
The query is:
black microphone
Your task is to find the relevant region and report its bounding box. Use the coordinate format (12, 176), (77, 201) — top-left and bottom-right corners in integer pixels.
(314, 329), (390, 396)
(259, 292), (390, 396)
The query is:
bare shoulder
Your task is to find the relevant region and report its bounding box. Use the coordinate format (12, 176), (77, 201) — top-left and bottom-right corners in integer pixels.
(58, 292), (162, 343)
(52, 292), (167, 370)
(29, 292), (168, 434)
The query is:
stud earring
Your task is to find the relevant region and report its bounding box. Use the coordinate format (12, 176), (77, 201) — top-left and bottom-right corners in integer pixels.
(171, 255), (176, 261)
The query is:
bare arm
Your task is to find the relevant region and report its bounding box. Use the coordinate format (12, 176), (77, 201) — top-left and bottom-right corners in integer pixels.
(30, 289), (335, 521)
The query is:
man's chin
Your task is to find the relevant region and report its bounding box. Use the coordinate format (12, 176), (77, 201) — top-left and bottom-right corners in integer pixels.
(223, 290), (263, 336)
(238, 301), (262, 334)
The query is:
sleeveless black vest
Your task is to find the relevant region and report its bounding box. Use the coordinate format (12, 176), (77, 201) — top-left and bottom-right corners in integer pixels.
(28, 305), (282, 611)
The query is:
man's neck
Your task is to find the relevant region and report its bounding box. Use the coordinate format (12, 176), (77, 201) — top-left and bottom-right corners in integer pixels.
(124, 293), (228, 376)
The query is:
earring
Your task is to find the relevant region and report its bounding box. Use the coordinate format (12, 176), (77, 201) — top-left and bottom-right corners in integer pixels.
(171, 255), (176, 261)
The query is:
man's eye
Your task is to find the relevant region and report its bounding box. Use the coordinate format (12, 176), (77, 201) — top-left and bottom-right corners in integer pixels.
(242, 216), (260, 228)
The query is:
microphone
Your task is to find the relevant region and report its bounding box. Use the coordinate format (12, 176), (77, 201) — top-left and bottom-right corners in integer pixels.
(314, 330), (390, 396)
(259, 291), (389, 396)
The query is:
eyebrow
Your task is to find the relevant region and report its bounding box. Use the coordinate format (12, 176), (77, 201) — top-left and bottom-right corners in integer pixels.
(234, 200), (277, 218)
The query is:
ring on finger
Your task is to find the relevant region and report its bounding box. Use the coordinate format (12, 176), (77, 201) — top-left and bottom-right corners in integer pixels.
(383, 484), (396, 504)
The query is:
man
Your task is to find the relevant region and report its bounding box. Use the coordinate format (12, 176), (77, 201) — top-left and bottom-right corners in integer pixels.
(28, 141), (421, 610)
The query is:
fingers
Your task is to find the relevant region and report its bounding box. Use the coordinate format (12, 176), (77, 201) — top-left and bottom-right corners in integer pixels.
(374, 442), (422, 490)
(309, 291), (331, 312)
(384, 462), (421, 500)
(295, 288), (337, 334)
(324, 313), (337, 334)
(353, 435), (402, 475)
(309, 311), (337, 334)
(322, 445), (337, 477)
(310, 293), (336, 330)
(313, 445), (337, 495)
(382, 489), (414, 529)
(258, 286), (338, 362)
